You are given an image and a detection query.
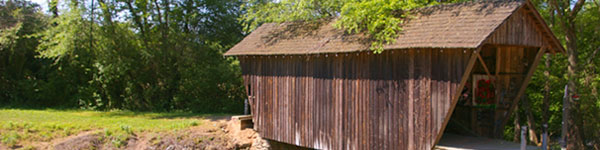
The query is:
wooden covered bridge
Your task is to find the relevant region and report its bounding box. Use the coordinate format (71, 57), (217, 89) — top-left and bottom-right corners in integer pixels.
(225, 0), (564, 149)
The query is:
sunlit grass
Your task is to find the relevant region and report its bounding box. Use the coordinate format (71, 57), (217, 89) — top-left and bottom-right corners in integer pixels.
(0, 109), (226, 148)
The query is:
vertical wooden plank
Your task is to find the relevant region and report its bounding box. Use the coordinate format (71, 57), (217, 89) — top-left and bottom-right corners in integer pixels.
(279, 57), (283, 142)
(276, 57), (281, 141)
(408, 49), (415, 150)
(338, 55), (342, 150)
(390, 50), (397, 150)
(313, 55), (318, 148)
(267, 57), (272, 139)
(287, 56), (291, 144)
(384, 51), (391, 150)
(418, 49), (425, 149)
(364, 52), (367, 150)
(262, 57), (268, 139)
(314, 55), (319, 148)
(302, 55), (307, 146)
(307, 55), (311, 147)
(430, 50), (438, 147)
(414, 49), (425, 149)
(258, 58), (263, 136)
(350, 53), (357, 150)
(276, 57), (280, 141)
(424, 49), (432, 149)
(398, 49), (407, 150)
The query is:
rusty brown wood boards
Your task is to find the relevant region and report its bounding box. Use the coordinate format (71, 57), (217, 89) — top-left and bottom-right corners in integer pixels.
(485, 7), (545, 48)
(239, 49), (473, 149)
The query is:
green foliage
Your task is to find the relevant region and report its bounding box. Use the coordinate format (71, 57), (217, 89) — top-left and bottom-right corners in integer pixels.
(0, 131), (19, 147)
(335, 0), (433, 52)
(241, 0), (343, 30)
(241, 0), (464, 53)
(0, 0), (53, 107)
(1, 0), (246, 113)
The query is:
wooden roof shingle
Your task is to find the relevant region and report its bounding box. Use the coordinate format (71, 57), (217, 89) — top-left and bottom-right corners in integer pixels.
(225, 0), (563, 56)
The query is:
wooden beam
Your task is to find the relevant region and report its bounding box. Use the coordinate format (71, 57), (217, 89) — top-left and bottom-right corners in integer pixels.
(496, 48), (501, 77)
(496, 46), (546, 137)
(477, 53), (494, 79)
(432, 48), (481, 149)
(524, 1), (565, 53)
(488, 44), (540, 49)
(519, 2), (558, 55)
(494, 47), (502, 134)
(547, 46), (556, 54)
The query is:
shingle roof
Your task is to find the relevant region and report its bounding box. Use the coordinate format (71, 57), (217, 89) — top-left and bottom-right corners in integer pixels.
(225, 0), (559, 56)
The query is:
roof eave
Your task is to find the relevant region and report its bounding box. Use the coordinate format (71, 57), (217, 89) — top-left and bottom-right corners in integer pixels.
(524, 0), (566, 54)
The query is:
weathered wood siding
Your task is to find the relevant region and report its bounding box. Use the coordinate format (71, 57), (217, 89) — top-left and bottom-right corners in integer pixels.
(485, 7), (545, 47)
(239, 49), (474, 149)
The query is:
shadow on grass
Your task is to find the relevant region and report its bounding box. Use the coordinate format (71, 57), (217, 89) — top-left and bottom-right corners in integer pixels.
(99, 111), (235, 121)
(0, 106), (241, 122)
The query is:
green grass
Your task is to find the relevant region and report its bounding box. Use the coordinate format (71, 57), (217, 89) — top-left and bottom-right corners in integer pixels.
(0, 109), (226, 147)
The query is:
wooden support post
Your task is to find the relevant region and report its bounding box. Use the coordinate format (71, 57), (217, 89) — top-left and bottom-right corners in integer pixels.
(496, 48), (501, 77)
(245, 98), (249, 115)
(542, 124), (548, 150)
(494, 47), (503, 135)
(477, 53), (494, 80)
(433, 48), (481, 149)
(546, 45), (556, 54)
(521, 126), (528, 150)
(497, 46), (546, 137)
(523, 96), (540, 145)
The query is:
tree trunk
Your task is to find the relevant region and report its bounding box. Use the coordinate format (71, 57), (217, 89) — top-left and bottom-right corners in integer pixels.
(543, 53), (550, 129)
(548, 0), (587, 148)
(565, 23), (584, 149)
(89, 0), (94, 50)
(49, 0), (59, 18)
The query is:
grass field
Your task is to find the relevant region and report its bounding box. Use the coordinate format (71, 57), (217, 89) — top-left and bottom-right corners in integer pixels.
(0, 109), (227, 148)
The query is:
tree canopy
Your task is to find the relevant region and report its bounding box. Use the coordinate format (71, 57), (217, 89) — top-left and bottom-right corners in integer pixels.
(1, 0), (246, 113)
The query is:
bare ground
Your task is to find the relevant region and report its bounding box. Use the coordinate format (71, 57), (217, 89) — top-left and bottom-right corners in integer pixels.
(2, 117), (265, 150)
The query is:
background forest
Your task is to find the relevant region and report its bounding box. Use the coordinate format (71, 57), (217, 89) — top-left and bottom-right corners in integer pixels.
(0, 0), (599, 148)
(1, 0), (245, 113)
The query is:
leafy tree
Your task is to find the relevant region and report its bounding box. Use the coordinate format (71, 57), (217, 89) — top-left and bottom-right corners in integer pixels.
(97, 0), (246, 112)
(0, 0), (51, 106)
(0, 0), (247, 113)
(521, 0), (600, 148)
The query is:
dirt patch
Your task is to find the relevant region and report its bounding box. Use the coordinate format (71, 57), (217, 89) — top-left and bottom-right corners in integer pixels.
(0, 117), (267, 150)
(51, 130), (104, 150)
(136, 124), (237, 150)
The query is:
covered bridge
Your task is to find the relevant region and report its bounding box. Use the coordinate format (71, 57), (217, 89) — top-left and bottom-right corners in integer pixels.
(225, 0), (564, 149)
